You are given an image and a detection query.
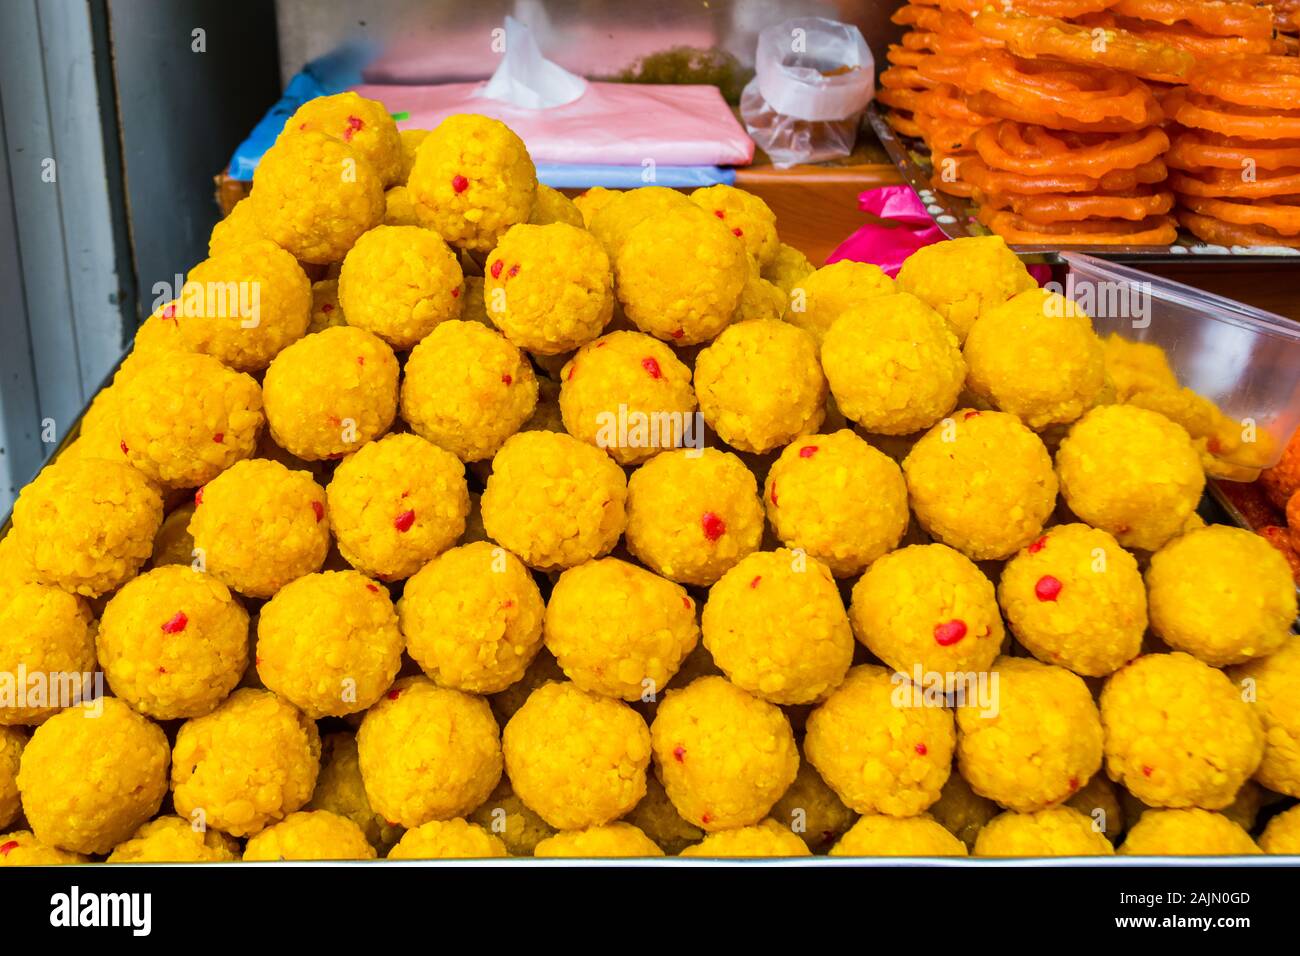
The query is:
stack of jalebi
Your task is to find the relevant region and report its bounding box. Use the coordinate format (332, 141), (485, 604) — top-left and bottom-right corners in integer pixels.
(881, 0), (1194, 245)
(883, 0), (1300, 247)
(1164, 57), (1300, 247)
(1078, 0), (1287, 69)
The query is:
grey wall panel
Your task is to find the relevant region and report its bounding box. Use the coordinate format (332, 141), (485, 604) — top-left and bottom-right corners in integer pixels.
(0, 114), (42, 513)
(107, 0), (280, 319)
(0, 0), (131, 513)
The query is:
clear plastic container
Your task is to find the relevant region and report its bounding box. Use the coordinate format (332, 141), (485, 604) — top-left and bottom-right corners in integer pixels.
(1062, 253), (1300, 469)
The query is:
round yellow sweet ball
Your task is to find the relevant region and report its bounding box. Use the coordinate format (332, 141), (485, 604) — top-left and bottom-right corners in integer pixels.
(957, 656), (1103, 812)
(688, 185), (779, 267)
(243, 810), (377, 861)
(804, 664), (955, 817)
(1100, 652), (1263, 809)
(1230, 640), (1300, 798)
(256, 570), (403, 718)
(180, 239), (311, 372)
(694, 319), (827, 453)
(97, 565), (248, 720)
(357, 676), (502, 828)
(171, 687), (321, 837)
(480, 431), (627, 571)
(625, 447), (765, 586)
(338, 224), (464, 349)
(849, 543), (1004, 679)
(545, 557), (698, 701)
(503, 681), (650, 830)
(326, 433), (469, 581)
(998, 523), (1147, 677)
(485, 222), (613, 355)
(1056, 404), (1205, 552)
(821, 292), (965, 436)
(400, 541), (544, 695)
(251, 131), (385, 265)
(558, 331), (696, 465)
(10, 457), (162, 598)
(400, 320), (538, 463)
(702, 549), (853, 705)
(830, 814), (968, 857)
(108, 816), (240, 863)
(262, 325), (398, 462)
(534, 823), (664, 858)
(282, 91), (403, 187)
(1120, 809), (1260, 856)
(116, 351), (264, 490)
(614, 205), (747, 345)
(0, 582), (97, 725)
(763, 430), (908, 576)
(895, 235), (1037, 343)
(650, 675), (797, 831)
(1146, 525), (1296, 666)
(974, 807), (1115, 857)
(18, 698), (169, 855)
(902, 409), (1058, 561)
(784, 260), (895, 348)
(188, 458), (331, 599)
(963, 289), (1108, 430)
(388, 818), (508, 859)
(679, 819), (811, 857)
(408, 113), (537, 252)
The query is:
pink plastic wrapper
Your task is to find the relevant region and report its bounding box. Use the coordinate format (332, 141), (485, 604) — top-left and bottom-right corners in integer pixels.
(826, 185), (1051, 283)
(351, 81), (754, 167)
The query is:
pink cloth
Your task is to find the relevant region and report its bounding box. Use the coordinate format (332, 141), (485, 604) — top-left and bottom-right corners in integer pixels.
(351, 81), (754, 167)
(826, 185), (1051, 283)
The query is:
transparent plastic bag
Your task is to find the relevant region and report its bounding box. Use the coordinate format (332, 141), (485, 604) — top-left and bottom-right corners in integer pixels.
(740, 17), (875, 168)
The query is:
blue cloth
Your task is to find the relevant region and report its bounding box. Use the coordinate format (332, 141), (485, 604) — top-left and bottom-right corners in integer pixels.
(537, 164), (735, 189)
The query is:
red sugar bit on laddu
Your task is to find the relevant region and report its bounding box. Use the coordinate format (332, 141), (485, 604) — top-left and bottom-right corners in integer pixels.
(933, 619), (967, 646)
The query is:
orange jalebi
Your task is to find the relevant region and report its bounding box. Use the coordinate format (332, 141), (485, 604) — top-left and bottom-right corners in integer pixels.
(1188, 56), (1300, 111)
(972, 11), (1195, 81)
(915, 111), (989, 152)
(1108, 0), (1274, 39)
(886, 45), (931, 68)
(1179, 195), (1300, 236)
(1164, 89), (1300, 141)
(1178, 210), (1300, 248)
(877, 87), (925, 113)
(880, 65), (932, 91)
(1167, 131), (1300, 172)
(916, 84), (997, 127)
(967, 90), (1162, 132)
(978, 186), (1175, 222)
(964, 50), (1161, 128)
(891, 4), (985, 34)
(974, 121), (1169, 176)
(978, 208), (1179, 244)
(887, 111), (926, 139)
(913, 54), (971, 87)
(902, 29), (994, 56)
(954, 154), (1169, 194)
(1083, 14), (1283, 58)
(1170, 166), (1300, 199)
(931, 0), (1119, 16)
